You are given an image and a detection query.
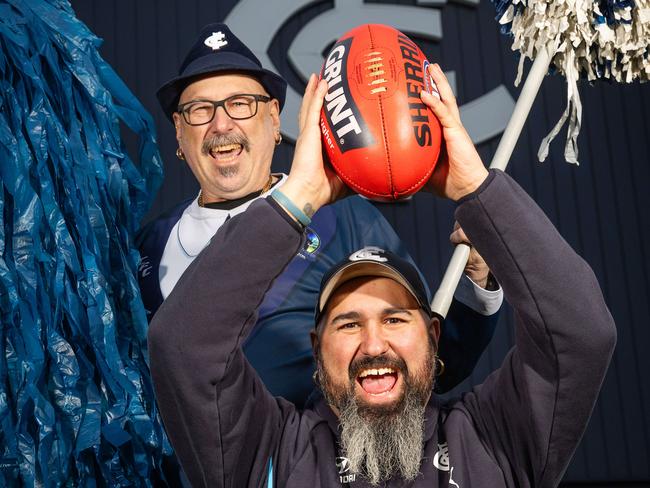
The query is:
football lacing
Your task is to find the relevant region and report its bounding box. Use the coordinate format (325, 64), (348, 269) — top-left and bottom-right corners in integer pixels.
(365, 52), (387, 93)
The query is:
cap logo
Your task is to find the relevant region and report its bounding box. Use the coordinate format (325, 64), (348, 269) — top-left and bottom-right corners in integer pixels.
(204, 31), (228, 51)
(349, 246), (387, 263)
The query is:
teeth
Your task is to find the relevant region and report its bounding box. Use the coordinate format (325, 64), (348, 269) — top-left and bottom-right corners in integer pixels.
(210, 144), (241, 156)
(358, 367), (395, 378)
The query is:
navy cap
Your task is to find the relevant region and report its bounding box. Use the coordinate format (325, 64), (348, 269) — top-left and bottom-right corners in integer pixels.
(315, 247), (433, 327)
(156, 23), (287, 121)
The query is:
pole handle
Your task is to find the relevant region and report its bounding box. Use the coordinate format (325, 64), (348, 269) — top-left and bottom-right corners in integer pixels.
(431, 46), (553, 318)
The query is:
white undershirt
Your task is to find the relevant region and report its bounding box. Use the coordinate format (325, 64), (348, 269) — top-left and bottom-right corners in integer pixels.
(159, 175), (287, 299)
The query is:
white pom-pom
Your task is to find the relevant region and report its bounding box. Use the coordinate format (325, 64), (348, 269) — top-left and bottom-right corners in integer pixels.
(494, 0), (650, 164)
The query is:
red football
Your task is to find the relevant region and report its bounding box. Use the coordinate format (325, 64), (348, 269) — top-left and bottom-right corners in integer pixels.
(319, 24), (442, 201)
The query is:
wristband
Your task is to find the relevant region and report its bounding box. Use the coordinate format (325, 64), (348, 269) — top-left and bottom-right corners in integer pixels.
(270, 189), (312, 228)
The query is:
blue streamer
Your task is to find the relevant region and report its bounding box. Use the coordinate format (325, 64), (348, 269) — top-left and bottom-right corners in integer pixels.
(0, 0), (169, 485)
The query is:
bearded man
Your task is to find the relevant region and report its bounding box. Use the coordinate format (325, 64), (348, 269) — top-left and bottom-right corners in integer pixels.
(139, 23), (503, 406)
(148, 63), (616, 487)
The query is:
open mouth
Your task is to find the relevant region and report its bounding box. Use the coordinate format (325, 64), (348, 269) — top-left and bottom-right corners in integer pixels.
(208, 143), (244, 162)
(357, 367), (399, 396)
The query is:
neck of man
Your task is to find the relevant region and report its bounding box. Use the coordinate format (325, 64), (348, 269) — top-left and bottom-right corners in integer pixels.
(199, 174), (276, 209)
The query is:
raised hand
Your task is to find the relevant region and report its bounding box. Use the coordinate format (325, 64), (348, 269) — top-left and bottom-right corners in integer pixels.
(421, 64), (489, 201)
(281, 74), (347, 217)
(450, 222), (491, 288)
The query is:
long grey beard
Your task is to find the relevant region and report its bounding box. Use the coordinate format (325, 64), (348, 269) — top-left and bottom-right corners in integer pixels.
(337, 387), (426, 485)
(318, 351), (435, 485)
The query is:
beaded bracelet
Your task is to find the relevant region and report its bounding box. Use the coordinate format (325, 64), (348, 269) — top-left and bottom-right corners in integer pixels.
(270, 189), (312, 228)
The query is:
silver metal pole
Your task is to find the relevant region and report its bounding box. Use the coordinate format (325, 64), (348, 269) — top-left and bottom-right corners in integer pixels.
(431, 46), (553, 318)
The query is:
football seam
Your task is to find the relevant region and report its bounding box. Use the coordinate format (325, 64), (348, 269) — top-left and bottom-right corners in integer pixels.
(331, 146), (436, 197)
(337, 153), (436, 197)
(401, 164), (436, 193)
(335, 169), (391, 198)
(327, 152), (391, 197)
(367, 24), (394, 198)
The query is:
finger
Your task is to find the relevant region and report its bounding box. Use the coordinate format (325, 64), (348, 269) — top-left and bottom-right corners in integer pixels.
(428, 63), (461, 120)
(421, 89), (457, 130)
(439, 140), (449, 163)
(426, 139), (449, 196)
(331, 175), (353, 201)
(449, 225), (470, 245)
(455, 225), (469, 243)
(305, 78), (328, 129)
(298, 74), (317, 131)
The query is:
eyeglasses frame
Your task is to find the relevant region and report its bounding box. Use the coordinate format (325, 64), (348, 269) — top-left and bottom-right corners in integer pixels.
(177, 93), (272, 125)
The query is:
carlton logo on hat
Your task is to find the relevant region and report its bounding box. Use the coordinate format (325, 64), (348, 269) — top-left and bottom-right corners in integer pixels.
(204, 31), (228, 51)
(156, 23), (287, 121)
(348, 246), (388, 263)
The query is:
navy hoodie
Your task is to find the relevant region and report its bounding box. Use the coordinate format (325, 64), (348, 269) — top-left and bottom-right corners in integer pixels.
(148, 171), (616, 487)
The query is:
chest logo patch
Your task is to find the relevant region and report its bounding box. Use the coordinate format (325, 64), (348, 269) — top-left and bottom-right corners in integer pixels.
(335, 456), (350, 474)
(433, 442), (450, 471)
(433, 442), (460, 487)
(335, 456), (356, 484)
(297, 228), (321, 260)
(304, 228), (321, 255)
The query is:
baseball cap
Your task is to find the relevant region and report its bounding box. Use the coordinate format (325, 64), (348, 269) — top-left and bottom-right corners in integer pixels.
(315, 246), (433, 326)
(156, 23), (287, 121)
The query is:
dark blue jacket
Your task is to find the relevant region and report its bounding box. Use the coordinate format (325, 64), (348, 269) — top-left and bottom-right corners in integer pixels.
(148, 171), (616, 487)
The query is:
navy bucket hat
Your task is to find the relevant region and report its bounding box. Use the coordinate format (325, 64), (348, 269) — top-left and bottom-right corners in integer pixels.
(156, 23), (287, 121)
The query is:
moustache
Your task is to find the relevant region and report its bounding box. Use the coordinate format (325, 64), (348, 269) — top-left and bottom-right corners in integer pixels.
(348, 354), (407, 383)
(201, 133), (250, 155)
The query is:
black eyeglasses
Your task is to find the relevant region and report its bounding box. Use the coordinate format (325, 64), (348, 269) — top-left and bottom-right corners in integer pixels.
(177, 94), (272, 125)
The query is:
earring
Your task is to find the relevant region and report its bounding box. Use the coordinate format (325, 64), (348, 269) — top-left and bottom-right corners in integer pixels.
(434, 356), (445, 377)
(176, 147), (185, 160)
(312, 369), (320, 386)
(275, 132), (282, 146)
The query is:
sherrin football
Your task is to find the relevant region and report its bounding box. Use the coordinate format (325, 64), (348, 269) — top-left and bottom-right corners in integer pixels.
(319, 24), (442, 201)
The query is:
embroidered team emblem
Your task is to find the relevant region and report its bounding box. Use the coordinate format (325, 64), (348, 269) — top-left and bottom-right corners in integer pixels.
(204, 31), (228, 50)
(297, 228), (321, 260)
(433, 442), (460, 487)
(304, 228), (321, 255)
(433, 442), (450, 471)
(348, 246), (387, 262)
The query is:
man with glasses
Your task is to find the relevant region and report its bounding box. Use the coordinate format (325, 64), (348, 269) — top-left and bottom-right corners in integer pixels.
(137, 23), (503, 407)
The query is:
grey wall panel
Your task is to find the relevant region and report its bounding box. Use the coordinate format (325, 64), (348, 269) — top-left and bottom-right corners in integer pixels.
(70, 0), (650, 482)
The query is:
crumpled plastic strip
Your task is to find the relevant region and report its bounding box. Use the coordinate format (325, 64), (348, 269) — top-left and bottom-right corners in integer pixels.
(0, 0), (170, 486)
(491, 0), (650, 164)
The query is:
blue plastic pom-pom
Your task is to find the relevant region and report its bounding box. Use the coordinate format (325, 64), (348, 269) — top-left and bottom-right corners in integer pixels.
(0, 0), (172, 485)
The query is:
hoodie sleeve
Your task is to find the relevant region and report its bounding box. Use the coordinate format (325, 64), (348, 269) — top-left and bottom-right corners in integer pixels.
(147, 198), (304, 488)
(456, 170), (616, 487)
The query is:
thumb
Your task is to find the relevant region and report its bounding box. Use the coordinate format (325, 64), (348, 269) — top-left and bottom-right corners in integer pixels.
(449, 224), (470, 245)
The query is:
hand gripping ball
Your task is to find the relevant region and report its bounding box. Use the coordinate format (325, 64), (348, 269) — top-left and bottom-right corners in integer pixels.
(319, 24), (442, 201)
